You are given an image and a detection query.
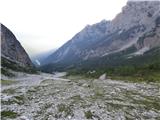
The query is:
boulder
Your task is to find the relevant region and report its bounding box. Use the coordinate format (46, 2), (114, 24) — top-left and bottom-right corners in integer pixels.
(99, 73), (107, 80)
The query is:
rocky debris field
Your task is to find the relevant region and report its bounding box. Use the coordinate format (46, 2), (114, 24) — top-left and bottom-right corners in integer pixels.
(1, 73), (160, 120)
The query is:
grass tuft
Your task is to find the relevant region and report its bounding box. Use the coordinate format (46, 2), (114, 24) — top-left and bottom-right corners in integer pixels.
(84, 110), (93, 119)
(1, 110), (18, 118)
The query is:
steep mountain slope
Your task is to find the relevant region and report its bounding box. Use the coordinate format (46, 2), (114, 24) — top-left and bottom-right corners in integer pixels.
(42, 20), (110, 64)
(41, 1), (160, 72)
(1, 23), (34, 74)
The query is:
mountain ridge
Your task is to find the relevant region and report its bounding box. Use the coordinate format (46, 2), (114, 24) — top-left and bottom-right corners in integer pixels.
(41, 1), (160, 72)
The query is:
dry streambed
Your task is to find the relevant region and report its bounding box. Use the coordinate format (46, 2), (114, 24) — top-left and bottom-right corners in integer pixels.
(1, 74), (160, 120)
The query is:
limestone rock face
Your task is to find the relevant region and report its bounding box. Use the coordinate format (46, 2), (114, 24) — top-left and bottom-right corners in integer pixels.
(1, 23), (33, 67)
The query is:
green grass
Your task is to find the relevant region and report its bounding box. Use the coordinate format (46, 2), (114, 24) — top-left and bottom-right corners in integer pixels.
(131, 97), (160, 111)
(67, 61), (160, 83)
(14, 95), (25, 101)
(1, 110), (18, 119)
(1, 79), (18, 86)
(2, 95), (25, 105)
(143, 100), (160, 111)
(84, 110), (93, 119)
(110, 71), (160, 83)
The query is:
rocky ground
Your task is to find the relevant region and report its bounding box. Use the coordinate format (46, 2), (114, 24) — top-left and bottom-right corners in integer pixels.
(1, 73), (160, 120)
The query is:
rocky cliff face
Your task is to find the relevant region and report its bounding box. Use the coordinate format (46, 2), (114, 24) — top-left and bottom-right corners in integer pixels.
(42, 1), (160, 71)
(105, 1), (160, 55)
(1, 24), (33, 67)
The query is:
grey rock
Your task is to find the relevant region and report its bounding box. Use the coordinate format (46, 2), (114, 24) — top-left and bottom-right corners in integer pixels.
(1, 23), (33, 67)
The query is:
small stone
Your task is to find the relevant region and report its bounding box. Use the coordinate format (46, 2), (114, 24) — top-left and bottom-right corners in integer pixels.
(68, 115), (72, 119)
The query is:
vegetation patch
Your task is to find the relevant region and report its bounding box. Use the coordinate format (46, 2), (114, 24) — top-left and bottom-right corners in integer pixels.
(2, 95), (25, 105)
(57, 104), (73, 117)
(1, 68), (15, 77)
(1, 79), (18, 86)
(14, 95), (25, 101)
(134, 99), (160, 111)
(110, 71), (160, 83)
(1, 99), (15, 105)
(2, 88), (16, 94)
(1, 110), (19, 119)
(84, 110), (94, 119)
(67, 57), (160, 83)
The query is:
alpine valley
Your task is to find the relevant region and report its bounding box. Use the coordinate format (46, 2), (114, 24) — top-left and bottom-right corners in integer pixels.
(1, 1), (160, 120)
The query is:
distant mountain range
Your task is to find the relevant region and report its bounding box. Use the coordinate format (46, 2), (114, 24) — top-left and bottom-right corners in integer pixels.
(40, 1), (160, 72)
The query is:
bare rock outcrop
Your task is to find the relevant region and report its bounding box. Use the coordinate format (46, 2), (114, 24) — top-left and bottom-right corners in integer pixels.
(1, 23), (33, 67)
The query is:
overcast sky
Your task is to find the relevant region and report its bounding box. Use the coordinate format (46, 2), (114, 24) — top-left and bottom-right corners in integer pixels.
(0, 0), (128, 56)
